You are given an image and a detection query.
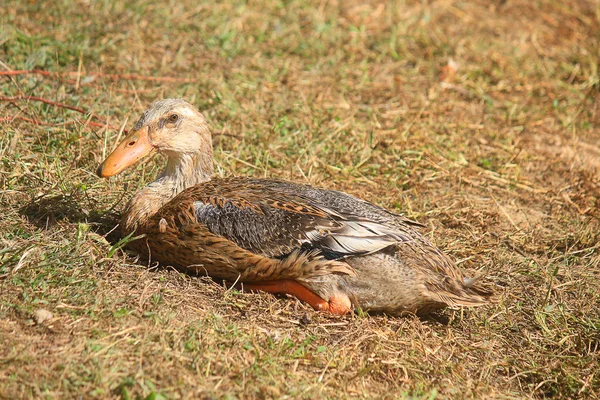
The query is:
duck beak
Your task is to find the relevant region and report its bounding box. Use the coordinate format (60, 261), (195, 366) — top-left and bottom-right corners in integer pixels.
(97, 126), (155, 178)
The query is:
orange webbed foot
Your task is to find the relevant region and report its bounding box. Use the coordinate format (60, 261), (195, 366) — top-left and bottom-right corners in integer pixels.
(323, 294), (352, 315)
(242, 280), (351, 315)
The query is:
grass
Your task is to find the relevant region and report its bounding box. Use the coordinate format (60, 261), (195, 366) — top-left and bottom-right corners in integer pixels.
(1, 0), (599, 398)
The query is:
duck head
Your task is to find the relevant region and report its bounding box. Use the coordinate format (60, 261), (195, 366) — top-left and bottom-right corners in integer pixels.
(97, 98), (212, 178)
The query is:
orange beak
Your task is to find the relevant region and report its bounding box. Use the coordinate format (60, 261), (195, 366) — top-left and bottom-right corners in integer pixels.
(97, 126), (155, 178)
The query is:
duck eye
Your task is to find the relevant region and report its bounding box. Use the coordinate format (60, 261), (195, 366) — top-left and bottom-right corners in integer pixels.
(168, 114), (179, 123)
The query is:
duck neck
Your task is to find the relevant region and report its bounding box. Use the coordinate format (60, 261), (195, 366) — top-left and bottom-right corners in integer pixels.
(122, 150), (214, 234)
(159, 150), (214, 194)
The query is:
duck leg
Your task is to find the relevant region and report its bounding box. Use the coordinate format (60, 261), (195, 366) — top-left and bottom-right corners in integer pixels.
(242, 279), (351, 315)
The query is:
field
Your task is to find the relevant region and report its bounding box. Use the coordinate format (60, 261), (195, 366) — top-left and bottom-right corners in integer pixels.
(1, 0), (599, 398)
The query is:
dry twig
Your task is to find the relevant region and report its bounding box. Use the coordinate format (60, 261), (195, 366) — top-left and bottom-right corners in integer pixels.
(0, 115), (115, 130)
(0, 69), (197, 83)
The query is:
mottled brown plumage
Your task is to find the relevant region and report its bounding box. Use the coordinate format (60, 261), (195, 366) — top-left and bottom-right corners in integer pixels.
(97, 98), (494, 316)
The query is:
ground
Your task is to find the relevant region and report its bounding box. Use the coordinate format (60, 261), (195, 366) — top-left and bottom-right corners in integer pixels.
(1, 0), (599, 398)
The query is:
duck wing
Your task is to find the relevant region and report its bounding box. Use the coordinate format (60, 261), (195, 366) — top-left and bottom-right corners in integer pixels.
(169, 177), (418, 262)
(251, 178), (425, 230)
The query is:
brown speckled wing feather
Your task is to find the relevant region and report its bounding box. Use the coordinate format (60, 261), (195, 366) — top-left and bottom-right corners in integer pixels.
(181, 178), (418, 260)
(139, 177), (422, 282)
(140, 190), (355, 281)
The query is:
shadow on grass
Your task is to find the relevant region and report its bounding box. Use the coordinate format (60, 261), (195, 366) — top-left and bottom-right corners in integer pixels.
(19, 193), (122, 244)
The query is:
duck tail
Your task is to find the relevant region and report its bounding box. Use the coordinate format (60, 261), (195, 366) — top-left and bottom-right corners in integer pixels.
(462, 277), (497, 305)
(427, 273), (496, 308)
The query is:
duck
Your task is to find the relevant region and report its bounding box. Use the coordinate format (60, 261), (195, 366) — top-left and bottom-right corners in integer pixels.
(97, 98), (493, 316)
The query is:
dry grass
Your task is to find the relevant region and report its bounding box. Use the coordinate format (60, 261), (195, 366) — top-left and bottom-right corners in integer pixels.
(1, 0), (599, 398)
